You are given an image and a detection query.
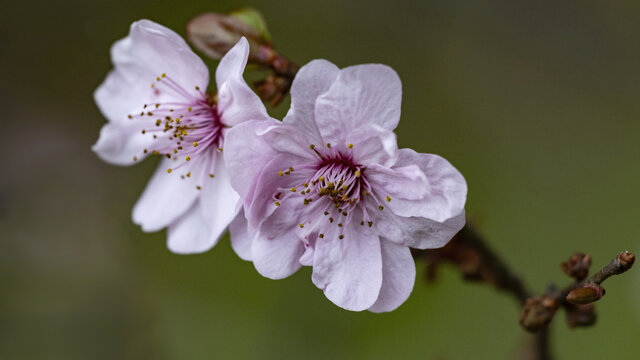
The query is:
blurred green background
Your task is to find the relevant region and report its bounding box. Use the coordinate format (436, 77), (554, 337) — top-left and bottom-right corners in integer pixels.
(1, 0), (639, 359)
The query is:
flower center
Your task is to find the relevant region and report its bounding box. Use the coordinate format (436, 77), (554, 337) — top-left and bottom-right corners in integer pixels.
(128, 73), (224, 189)
(274, 143), (391, 240)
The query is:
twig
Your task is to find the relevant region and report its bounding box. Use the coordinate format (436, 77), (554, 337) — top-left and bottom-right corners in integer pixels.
(413, 225), (531, 303)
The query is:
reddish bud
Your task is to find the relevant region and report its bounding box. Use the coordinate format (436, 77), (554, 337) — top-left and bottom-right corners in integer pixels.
(561, 252), (592, 281)
(519, 296), (558, 332)
(566, 284), (605, 305)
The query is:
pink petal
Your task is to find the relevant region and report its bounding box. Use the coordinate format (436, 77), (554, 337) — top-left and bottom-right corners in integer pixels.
(229, 210), (254, 261)
(252, 198), (306, 279)
(314, 64), (402, 145)
(92, 120), (157, 166)
(224, 120), (280, 200)
(366, 163), (429, 201)
(216, 38), (270, 127)
(284, 59), (340, 143)
(311, 225), (383, 311)
(132, 157), (202, 232)
(95, 20), (209, 124)
(374, 209), (465, 250)
(215, 37), (249, 90)
(386, 149), (467, 222)
(199, 157), (241, 248)
(244, 152), (308, 229)
(368, 239), (416, 313)
(166, 201), (214, 254)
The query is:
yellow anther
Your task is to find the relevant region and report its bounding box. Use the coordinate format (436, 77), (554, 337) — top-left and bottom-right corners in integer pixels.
(141, 130), (146, 134)
(290, 187), (297, 192)
(360, 221), (365, 226)
(218, 147), (223, 151)
(347, 143), (353, 149)
(324, 211), (329, 215)
(299, 224), (304, 228)
(161, 73), (166, 78)
(379, 205), (384, 211)
(167, 169), (172, 173)
(127, 115), (132, 119)
(339, 235), (344, 239)
(185, 156), (191, 161)
(186, 172), (191, 178)
(368, 221), (373, 227)
(319, 176), (325, 182)
(289, 167), (294, 172)
(173, 149), (178, 154)
(386, 196), (391, 202)
(342, 185), (348, 190)
(337, 223), (343, 227)
(193, 142), (198, 147)
(275, 201), (281, 207)
(196, 185), (201, 190)
(195, 86), (200, 91)
(326, 143), (331, 148)
(155, 104), (160, 109)
(156, 119), (161, 126)
(144, 149), (148, 154)
(309, 144), (315, 150)
(319, 233), (324, 238)
(188, 107), (192, 112)
(329, 217), (334, 223)
(181, 130), (188, 136)
(278, 171), (283, 176)
(303, 183), (309, 188)
(156, 77), (160, 81)
(355, 170), (361, 177)
(133, 156), (137, 161)
(209, 174), (215, 178)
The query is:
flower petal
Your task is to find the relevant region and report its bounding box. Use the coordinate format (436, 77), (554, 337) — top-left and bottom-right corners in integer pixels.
(284, 59), (340, 143)
(366, 163), (429, 202)
(368, 239), (416, 313)
(95, 20), (209, 124)
(229, 209), (254, 261)
(216, 38), (270, 127)
(199, 156), (242, 248)
(166, 201), (213, 254)
(252, 200), (306, 279)
(374, 209), (465, 249)
(224, 119), (280, 200)
(385, 149), (467, 222)
(311, 225), (383, 311)
(215, 37), (249, 90)
(245, 152), (308, 229)
(92, 120), (157, 166)
(314, 64), (402, 145)
(132, 157), (202, 232)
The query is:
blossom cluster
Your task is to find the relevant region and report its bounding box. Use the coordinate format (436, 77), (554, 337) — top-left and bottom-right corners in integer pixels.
(94, 20), (467, 312)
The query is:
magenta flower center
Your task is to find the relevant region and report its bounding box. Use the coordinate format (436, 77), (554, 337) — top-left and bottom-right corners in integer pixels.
(128, 74), (224, 185)
(275, 144), (390, 239)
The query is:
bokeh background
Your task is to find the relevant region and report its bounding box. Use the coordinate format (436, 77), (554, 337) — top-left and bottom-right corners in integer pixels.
(1, 0), (639, 359)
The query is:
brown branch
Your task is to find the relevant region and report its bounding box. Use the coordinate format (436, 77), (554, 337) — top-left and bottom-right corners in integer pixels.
(413, 224), (531, 303)
(519, 251), (635, 333)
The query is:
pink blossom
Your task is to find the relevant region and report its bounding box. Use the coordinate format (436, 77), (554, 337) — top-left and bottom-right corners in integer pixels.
(93, 20), (269, 255)
(226, 60), (468, 312)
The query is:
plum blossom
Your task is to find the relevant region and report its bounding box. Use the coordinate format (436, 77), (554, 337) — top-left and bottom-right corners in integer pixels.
(93, 20), (269, 255)
(225, 60), (468, 312)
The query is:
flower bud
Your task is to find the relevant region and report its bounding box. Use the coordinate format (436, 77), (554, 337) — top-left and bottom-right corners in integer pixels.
(617, 251), (635, 272)
(561, 252), (591, 281)
(519, 296), (558, 332)
(565, 303), (596, 328)
(566, 284), (605, 305)
(187, 8), (271, 62)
